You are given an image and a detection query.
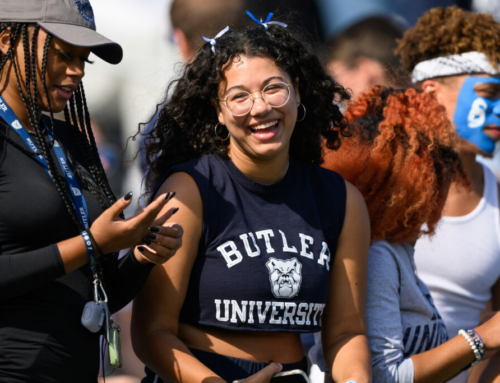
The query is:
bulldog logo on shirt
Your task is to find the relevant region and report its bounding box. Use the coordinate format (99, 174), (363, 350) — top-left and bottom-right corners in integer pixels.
(266, 257), (302, 298)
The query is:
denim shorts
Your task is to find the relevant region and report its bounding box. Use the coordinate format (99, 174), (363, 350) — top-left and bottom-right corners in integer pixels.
(142, 347), (308, 382)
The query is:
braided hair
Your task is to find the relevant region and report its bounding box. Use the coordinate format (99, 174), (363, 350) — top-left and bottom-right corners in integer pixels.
(140, 24), (350, 201)
(0, 23), (116, 258)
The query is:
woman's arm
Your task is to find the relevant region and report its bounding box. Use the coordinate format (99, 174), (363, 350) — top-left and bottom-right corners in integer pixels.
(366, 240), (476, 383)
(365, 244), (499, 383)
(0, 193), (173, 301)
(409, 336), (477, 383)
(107, 207), (184, 313)
(435, 277), (500, 383)
(0, 245), (65, 300)
(476, 276), (500, 383)
(365, 242), (413, 383)
(131, 171), (226, 383)
(322, 181), (372, 383)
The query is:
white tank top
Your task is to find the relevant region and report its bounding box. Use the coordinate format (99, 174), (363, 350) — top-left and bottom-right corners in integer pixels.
(414, 164), (500, 383)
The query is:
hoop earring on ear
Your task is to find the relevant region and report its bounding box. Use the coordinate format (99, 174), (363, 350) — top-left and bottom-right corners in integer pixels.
(297, 103), (306, 122)
(214, 123), (230, 141)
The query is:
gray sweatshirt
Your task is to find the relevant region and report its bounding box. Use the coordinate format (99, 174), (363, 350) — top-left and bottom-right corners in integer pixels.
(309, 240), (448, 383)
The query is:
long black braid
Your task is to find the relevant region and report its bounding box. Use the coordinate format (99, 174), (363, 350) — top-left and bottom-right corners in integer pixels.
(40, 32), (57, 139)
(0, 22), (116, 257)
(69, 91), (106, 208)
(0, 24), (28, 154)
(22, 25), (37, 128)
(0, 24), (39, 156)
(79, 84), (116, 205)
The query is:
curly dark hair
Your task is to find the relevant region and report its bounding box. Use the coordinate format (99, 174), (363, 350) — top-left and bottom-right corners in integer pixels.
(396, 6), (500, 73)
(323, 86), (466, 243)
(141, 23), (350, 199)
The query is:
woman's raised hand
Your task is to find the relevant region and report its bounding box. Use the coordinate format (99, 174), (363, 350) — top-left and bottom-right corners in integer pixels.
(89, 192), (182, 257)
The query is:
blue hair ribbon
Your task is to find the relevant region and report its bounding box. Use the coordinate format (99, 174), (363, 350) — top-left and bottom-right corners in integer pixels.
(202, 25), (231, 53)
(245, 10), (287, 30)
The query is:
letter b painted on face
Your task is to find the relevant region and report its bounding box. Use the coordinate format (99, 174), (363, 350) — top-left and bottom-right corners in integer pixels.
(468, 98), (487, 128)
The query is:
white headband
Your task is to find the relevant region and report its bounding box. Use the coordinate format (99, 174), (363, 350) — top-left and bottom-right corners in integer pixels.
(411, 52), (500, 83)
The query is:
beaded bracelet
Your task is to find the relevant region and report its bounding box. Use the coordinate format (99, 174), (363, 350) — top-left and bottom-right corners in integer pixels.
(466, 329), (485, 360)
(458, 329), (483, 367)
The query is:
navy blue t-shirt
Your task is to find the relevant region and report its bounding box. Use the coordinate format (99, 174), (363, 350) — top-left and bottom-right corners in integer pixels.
(170, 154), (346, 333)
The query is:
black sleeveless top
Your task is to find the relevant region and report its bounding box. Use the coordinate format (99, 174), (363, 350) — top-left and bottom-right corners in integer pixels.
(169, 154), (346, 333)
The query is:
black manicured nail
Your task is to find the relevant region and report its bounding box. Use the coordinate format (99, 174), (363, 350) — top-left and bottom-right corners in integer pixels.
(164, 192), (171, 201)
(168, 191), (176, 200)
(137, 246), (145, 253)
(149, 226), (161, 233)
(146, 233), (158, 240)
(142, 238), (152, 245)
(172, 207), (179, 215)
(124, 191), (133, 201)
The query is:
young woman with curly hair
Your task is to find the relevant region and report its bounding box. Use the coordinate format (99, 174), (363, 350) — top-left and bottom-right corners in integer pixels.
(397, 7), (500, 383)
(131, 14), (372, 383)
(312, 86), (500, 383)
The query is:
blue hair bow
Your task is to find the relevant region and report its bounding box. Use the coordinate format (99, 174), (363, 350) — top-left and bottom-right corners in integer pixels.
(245, 10), (287, 30)
(202, 25), (231, 53)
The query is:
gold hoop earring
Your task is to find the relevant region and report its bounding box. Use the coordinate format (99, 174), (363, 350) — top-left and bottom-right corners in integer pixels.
(297, 103), (306, 122)
(214, 123), (230, 141)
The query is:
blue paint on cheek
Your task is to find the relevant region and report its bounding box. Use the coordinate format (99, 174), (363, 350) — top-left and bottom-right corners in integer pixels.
(494, 103), (500, 115)
(453, 76), (500, 154)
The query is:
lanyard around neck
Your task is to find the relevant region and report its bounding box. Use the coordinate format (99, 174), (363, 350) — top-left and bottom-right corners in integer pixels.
(0, 95), (97, 272)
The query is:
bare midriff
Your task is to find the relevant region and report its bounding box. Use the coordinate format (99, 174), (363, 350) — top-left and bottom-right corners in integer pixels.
(178, 322), (305, 364)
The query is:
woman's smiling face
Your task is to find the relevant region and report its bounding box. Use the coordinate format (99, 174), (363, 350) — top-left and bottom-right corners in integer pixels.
(216, 55), (300, 161)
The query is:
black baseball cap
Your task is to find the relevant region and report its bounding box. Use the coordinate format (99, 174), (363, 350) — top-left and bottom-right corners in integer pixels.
(0, 0), (123, 64)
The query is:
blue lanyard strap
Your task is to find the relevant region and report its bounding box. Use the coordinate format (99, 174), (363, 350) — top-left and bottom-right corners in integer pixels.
(0, 95), (97, 271)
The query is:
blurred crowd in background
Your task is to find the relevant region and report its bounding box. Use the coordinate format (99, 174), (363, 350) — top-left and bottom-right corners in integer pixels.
(79, 1), (500, 381)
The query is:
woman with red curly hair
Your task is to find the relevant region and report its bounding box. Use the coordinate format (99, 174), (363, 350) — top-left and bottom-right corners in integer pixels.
(325, 86), (459, 244)
(310, 86), (500, 383)
(396, 8), (500, 383)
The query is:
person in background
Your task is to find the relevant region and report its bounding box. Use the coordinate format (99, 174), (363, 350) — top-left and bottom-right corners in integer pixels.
(396, 6), (500, 383)
(324, 16), (409, 100)
(170, 0), (245, 62)
(313, 0), (472, 39)
(0, 1), (182, 381)
(244, 0), (324, 43)
(132, 13), (372, 383)
(324, 85), (500, 383)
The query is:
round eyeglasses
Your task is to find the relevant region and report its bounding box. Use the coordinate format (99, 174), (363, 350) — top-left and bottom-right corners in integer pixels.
(219, 82), (291, 116)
